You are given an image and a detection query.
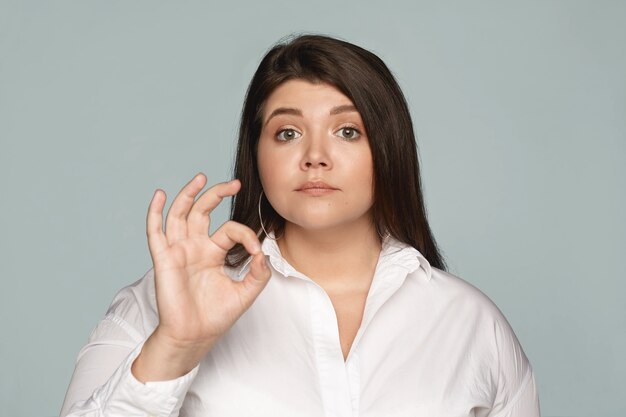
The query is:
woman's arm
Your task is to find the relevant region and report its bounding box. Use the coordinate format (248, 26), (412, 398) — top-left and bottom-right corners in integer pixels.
(60, 312), (140, 415)
(60, 273), (200, 417)
(487, 317), (541, 417)
(61, 174), (272, 416)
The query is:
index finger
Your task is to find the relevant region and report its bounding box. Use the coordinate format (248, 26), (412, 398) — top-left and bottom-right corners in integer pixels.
(187, 179), (241, 238)
(164, 173), (208, 242)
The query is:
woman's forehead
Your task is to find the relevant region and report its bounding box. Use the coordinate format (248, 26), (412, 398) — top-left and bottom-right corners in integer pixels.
(262, 80), (357, 123)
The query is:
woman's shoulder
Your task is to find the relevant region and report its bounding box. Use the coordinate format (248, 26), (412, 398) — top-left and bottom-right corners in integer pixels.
(425, 265), (510, 321)
(426, 266), (533, 371)
(412, 265), (538, 412)
(431, 267), (538, 407)
(388, 239), (511, 325)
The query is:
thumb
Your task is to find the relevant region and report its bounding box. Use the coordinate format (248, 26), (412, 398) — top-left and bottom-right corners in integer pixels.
(237, 252), (272, 308)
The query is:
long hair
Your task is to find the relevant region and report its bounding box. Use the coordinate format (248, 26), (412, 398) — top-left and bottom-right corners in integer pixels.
(227, 34), (446, 271)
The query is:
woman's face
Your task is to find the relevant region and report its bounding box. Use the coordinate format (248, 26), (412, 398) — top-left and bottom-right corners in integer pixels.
(257, 79), (374, 233)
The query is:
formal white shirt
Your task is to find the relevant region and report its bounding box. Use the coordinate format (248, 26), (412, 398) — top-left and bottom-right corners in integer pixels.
(61, 235), (540, 417)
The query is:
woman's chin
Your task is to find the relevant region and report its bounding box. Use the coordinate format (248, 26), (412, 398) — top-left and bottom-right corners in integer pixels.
(283, 215), (373, 236)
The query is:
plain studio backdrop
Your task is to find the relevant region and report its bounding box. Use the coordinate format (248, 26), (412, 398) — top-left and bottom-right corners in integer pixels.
(1, 1), (624, 416)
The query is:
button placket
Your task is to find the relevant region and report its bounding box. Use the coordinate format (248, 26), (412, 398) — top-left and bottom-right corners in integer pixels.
(308, 282), (354, 417)
(346, 350), (361, 416)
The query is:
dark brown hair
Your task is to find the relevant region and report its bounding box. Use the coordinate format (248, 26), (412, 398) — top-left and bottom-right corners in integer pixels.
(227, 34), (446, 271)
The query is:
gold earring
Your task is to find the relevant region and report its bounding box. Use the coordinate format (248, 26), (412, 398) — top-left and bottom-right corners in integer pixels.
(258, 191), (280, 241)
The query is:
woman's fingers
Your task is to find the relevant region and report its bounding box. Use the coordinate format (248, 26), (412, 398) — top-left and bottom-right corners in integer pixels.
(188, 179), (241, 238)
(146, 189), (168, 258)
(164, 173), (208, 243)
(210, 220), (262, 256)
(151, 174), (245, 254)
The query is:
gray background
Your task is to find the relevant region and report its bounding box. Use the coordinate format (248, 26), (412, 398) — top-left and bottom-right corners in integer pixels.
(1, 1), (624, 416)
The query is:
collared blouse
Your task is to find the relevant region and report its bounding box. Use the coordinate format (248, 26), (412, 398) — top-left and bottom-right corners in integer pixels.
(61, 236), (540, 417)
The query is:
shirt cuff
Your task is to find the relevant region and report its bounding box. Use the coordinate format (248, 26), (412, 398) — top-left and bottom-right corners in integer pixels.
(97, 342), (199, 417)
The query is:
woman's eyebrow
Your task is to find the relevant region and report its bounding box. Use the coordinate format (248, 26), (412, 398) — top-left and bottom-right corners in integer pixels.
(264, 107), (302, 126)
(329, 104), (357, 115)
(264, 105), (358, 126)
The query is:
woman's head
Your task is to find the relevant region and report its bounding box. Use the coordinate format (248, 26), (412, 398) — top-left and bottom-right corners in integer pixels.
(228, 34), (446, 270)
(256, 79), (375, 237)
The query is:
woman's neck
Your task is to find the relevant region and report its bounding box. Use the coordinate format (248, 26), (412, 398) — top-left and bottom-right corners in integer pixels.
(277, 219), (382, 294)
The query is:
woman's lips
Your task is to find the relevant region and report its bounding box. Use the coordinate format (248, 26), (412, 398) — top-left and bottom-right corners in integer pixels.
(296, 181), (338, 196)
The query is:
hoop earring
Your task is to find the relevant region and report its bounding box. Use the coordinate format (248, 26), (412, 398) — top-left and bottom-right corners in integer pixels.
(258, 191), (280, 241)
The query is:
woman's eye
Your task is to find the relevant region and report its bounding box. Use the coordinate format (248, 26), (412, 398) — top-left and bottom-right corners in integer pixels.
(336, 127), (361, 140)
(276, 129), (301, 141)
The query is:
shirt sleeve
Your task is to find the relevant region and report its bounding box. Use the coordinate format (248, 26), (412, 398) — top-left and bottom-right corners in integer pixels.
(60, 273), (198, 417)
(487, 317), (541, 417)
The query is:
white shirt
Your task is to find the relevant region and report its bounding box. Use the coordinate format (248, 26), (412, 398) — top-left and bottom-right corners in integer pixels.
(61, 236), (540, 417)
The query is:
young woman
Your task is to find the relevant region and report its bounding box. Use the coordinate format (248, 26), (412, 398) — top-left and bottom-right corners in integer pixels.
(61, 34), (540, 417)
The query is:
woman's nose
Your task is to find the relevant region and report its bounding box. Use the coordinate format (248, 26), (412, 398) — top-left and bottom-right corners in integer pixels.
(300, 132), (332, 170)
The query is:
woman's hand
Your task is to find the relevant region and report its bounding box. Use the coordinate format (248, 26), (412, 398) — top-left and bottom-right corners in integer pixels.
(131, 173), (271, 382)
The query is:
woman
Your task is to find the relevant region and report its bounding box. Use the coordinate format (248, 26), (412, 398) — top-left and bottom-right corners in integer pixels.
(61, 34), (540, 416)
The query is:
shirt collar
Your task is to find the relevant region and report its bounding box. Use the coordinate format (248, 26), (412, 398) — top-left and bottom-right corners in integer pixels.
(237, 232), (432, 281)
(378, 235), (432, 280)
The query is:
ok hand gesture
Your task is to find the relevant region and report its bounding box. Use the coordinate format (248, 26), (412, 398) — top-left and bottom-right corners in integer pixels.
(132, 173), (271, 382)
